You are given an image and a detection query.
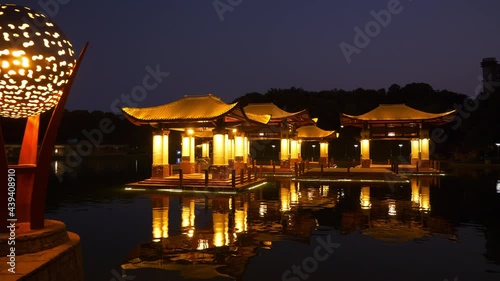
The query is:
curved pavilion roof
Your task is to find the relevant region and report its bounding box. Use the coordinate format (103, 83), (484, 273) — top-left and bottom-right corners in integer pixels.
(340, 104), (456, 127)
(297, 125), (338, 141)
(122, 94), (270, 127)
(243, 103), (315, 126)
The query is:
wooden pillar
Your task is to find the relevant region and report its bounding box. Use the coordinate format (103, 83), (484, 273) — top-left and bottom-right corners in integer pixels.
(411, 139), (420, 166)
(360, 130), (371, 167)
(280, 138), (290, 168)
(212, 128), (230, 180)
(319, 141), (329, 165)
(180, 129), (195, 174)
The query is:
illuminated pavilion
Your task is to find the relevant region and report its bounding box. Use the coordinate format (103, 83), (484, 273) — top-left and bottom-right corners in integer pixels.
(242, 103), (316, 167)
(122, 95), (338, 181)
(122, 94), (270, 179)
(296, 125), (338, 164)
(340, 104), (455, 168)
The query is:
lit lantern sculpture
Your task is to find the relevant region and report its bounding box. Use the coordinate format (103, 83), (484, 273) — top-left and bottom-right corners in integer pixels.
(0, 4), (88, 230)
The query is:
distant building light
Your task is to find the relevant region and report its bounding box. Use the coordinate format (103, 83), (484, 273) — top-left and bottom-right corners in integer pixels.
(259, 132), (265, 136)
(388, 132), (396, 137)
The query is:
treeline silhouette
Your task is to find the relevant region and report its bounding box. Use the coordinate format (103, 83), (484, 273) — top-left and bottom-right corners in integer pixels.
(234, 83), (500, 159)
(1, 82), (498, 160)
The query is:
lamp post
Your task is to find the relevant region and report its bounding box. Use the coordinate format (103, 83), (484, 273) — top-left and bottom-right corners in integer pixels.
(312, 144), (316, 161)
(0, 4), (88, 230)
(399, 143), (403, 157)
(496, 143), (500, 157)
(271, 144), (276, 159)
(354, 144), (358, 159)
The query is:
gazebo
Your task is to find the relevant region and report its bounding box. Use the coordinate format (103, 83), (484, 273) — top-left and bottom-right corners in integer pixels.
(296, 125), (338, 164)
(340, 104), (455, 167)
(122, 94), (340, 180)
(122, 94), (269, 179)
(243, 103), (316, 167)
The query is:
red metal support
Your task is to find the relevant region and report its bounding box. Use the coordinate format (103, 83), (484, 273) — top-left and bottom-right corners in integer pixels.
(30, 43), (89, 229)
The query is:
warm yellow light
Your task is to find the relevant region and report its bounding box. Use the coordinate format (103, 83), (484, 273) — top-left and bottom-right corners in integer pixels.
(197, 239), (209, 250)
(280, 187), (290, 212)
(234, 202), (247, 233)
(212, 133), (226, 165)
(419, 185), (431, 212)
(152, 198), (169, 239)
(232, 128), (237, 133)
(153, 135), (163, 165)
(187, 128), (194, 135)
(213, 212), (229, 247)
(388, 201), (397, 216)
(0, 4), (76, 118)
(360, 186), (371, 209)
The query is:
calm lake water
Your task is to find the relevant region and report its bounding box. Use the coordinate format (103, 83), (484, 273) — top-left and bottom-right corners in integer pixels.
(44, 160), (500, 281)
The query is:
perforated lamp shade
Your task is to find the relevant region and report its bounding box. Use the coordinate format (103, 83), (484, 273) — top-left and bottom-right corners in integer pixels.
(0, 4), (75, 119)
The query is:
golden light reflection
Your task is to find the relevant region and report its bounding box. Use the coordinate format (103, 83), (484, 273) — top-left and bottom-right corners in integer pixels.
(0, 4), (76, 118)
(259, 202), (267, 217)
(234, 201), (247, 233)
(280, 186), (290, 212)
(182, 198), (195, 237)
(320, 185), (329, 197)
(419, 184), (431, 213)
(360, 186), (371, 210)
(197, 239), (209, 250)
(411, 178), (420, 207)
(290, 181), (298, 204)
(152, 196), (169, 240)
(388, 200), (397, 216)
(213, 212), (229, 247)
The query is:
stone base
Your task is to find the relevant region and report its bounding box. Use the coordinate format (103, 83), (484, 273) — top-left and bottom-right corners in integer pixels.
(152, 164), (172, 178)
(361, 158), (371, 168)
(0, 220), (83, 281)
(234, 162), (246, 173)
(419, 160), (430, 168)
(180, 162), (195, 174)
(411, 158), (419, 166)
(280, 159), (290, 169)
(210, 165), (231, 180)
(319, 157), (327, 165)
(228, 159), (235, 170)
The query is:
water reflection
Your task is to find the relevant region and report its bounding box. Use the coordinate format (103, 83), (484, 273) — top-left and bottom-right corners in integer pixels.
(181, 198), (195, 238)
(121, 177), (500, 279)
(151, 195), (169, 241)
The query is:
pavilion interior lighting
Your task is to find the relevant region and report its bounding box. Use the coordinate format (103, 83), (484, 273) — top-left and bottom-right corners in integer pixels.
(0, 4), (76, 118)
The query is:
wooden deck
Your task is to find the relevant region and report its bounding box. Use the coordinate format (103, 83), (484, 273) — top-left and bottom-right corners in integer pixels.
(297, 167), (409, 183)
(125, 172), (267, 193)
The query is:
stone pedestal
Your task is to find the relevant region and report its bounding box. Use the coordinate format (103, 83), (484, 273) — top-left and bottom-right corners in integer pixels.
(210, 165), (231, 180)
(180, 162), (195, 174)
(361, 158), (371, 168)
(318, 157), (327, 165)
(152, 164), (171, 178)
(234, 162), (246, 173)
(411, 158), (419, 166)
(420, 160), (430, 168)
(0, 220), (83, 281)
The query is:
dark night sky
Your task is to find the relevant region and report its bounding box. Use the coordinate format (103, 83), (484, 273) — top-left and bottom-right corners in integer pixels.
(10, 0), (500, 112)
